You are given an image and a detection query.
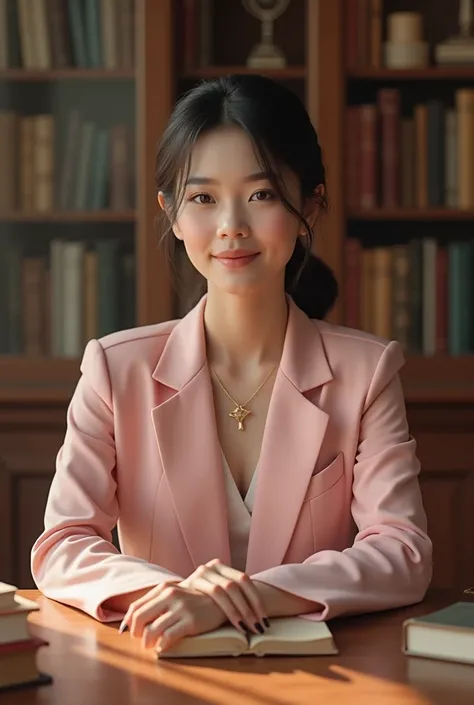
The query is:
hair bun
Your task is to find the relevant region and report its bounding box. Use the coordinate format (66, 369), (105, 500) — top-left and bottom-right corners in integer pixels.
(290, 254), (338, 320)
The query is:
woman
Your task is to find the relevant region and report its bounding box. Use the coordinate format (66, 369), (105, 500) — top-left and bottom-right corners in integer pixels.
(31, 74), (432, 654)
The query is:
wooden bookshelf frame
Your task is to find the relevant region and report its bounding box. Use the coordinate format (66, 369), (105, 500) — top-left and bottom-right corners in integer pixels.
(0, 211), (136, 222)
(0, 70), (135, 81)
(0, 0), (472, 402)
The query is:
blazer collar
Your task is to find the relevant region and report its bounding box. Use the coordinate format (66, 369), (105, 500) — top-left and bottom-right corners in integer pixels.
(152, 295), (333, 393)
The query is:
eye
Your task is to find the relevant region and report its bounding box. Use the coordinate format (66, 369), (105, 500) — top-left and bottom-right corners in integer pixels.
(250, 189), (276, 202)
(190, 193), (214, 204)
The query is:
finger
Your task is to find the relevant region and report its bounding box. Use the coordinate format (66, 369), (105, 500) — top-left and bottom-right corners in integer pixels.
(216, 565), (269, 627)
(121, 584), (166, 629)
(142, 610), (178, 650)
(201, 571), (262, 634)
(190, 576), (248, 634)
(157, 617), (195, 654)
(129, 586), (178, 638)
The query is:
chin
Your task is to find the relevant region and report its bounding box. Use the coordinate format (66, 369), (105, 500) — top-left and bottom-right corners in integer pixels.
(213, 277), (264, 297)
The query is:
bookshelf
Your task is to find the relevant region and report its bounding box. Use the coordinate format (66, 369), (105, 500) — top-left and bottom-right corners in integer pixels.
(316, 0), (474, 595)
(315, 0), (474, 403)
(0, 0), (174, 401)
(1, 0), (473, 595)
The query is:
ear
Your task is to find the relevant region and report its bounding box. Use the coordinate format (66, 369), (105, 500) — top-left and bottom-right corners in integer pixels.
(157, 191), (183, 240)
(302, 184), (325, 232)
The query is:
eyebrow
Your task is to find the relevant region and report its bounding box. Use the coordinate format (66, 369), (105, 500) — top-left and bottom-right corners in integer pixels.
(185, 171), (272, 186)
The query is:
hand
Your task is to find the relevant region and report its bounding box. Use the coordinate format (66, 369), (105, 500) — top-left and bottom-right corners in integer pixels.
(180, 558), (269, 635)
(121, 581), (237, 652)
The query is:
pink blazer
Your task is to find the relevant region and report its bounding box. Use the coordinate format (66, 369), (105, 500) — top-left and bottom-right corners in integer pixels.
(31, 296), (432, 623)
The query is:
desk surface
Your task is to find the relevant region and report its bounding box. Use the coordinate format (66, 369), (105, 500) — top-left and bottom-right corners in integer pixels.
(2, 590), (473, 705)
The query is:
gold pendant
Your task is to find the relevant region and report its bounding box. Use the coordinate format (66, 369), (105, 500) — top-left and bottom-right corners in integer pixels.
(229, 404), (251, 431)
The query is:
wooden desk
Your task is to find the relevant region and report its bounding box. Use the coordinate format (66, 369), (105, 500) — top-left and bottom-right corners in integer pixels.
(3, 590), (473, 704)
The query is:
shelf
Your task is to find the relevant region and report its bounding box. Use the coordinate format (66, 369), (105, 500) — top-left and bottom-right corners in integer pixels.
(348, 67), (474, 81)
(402, 355), (474, 403)
(0, 210), (136, 223)
(0, 69), (135, 81)
(181, 65), (306, 79)
(348, 208), (474, 221)
(0, 357), (80, 403)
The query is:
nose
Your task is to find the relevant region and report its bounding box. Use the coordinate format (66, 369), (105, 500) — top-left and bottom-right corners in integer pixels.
(216, 202), (250, 239)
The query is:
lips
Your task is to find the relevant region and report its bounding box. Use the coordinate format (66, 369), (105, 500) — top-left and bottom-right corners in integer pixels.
(213, 250), (260, 269)
(214, 250), (260, 259)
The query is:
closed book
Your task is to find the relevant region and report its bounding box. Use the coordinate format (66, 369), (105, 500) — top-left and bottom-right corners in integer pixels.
(422, 238), (437, 356)
(0, 582), (16, 611)
(401, 118), (415, 208)
(378, 88), (401, 208)
(456, 89), (474, 210)
(156, 617), (337, 659)
(0, 595), (39, 645)
(403, 601), (474, 666)
(445, 109), (458, 208)
(0, 637), (51, 692)
(372, 247), (392, 340)
(344, 238), (362, 329)
(415, 104), (428, 208)
(448, 242), (471, 355)
(427, 101), (445, 207)
(391, 245), (410, 351)
(359, 105), (377, 209)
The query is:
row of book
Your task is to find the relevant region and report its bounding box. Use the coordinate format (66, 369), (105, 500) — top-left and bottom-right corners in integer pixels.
(0, 581), (50, 693)
(345, 0), (382, 70)
(347, 89), (474, 211)
(0, 238), (135, 358)
(0, 0), (134, 70)
(0, 110), (134, 213)
(344, 238), (474, 356)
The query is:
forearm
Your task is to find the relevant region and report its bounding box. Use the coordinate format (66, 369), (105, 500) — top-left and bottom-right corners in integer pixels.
(253, 580), (322, 618)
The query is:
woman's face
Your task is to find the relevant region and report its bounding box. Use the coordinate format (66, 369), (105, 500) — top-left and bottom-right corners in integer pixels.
(159, 126), (304, 299)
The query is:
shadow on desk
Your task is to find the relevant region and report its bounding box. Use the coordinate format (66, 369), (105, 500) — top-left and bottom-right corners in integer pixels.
(16, 589), (474, 705)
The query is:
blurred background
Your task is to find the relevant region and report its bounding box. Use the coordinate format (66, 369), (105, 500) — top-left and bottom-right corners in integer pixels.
(0, 0), (473, 593)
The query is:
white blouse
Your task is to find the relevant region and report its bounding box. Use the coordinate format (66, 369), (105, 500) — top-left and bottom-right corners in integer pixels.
(221, 450), (258, 572)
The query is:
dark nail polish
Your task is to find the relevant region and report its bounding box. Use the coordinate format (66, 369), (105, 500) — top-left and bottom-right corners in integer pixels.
(239, 621), (247, 632)
(263, 617), (270, 628)
(255, 622), (265, 634)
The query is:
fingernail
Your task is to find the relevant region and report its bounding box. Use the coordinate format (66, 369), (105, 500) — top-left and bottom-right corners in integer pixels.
(119, 621), (128, 634)
(255, 622), (264, 634)
(263, 617), (270, 628)
(238, 620), (248, 633)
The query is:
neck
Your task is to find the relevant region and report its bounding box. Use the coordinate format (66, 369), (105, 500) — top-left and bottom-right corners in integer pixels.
(204, 286), (288, 373)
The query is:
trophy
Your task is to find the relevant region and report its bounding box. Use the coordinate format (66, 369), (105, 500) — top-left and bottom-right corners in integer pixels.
(243, 0), (291, 69)
(435, 0), (474, 64)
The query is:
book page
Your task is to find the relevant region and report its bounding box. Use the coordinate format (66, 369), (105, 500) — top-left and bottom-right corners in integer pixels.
(157, 624), (249, 659)
(249, 617), (338, 656)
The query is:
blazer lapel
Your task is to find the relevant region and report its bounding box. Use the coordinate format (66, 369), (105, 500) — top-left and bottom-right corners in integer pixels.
(151, 297), (231, 570)
(246, 300), (333, 575)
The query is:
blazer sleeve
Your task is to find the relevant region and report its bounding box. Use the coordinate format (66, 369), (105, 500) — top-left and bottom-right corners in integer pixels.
(250, 340), (433, 620)
(30, 339), (183, 622)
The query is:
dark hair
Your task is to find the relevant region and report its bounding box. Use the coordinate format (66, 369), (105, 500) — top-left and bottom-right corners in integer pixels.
(155, 74), (338, 319)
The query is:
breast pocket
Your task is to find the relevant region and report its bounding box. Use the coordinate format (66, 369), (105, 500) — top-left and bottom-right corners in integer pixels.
(303, 452), (345, 502)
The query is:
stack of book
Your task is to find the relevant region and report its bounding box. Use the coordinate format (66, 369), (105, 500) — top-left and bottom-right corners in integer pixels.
(0, 582), (51, 693)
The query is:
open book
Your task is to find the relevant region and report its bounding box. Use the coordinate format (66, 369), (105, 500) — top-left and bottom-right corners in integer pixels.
(157, 616), (338, 658)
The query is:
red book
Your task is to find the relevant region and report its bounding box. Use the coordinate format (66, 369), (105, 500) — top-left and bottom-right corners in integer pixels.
(378, 88), (401, 208)
(346, 106), (361, 209)
(345, 0), (359, 70)
(344, 239), (362, 329)
(359, 105), (377, 209)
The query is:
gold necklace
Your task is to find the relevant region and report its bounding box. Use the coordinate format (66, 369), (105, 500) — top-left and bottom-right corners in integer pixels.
(211, 365), (277, 431)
